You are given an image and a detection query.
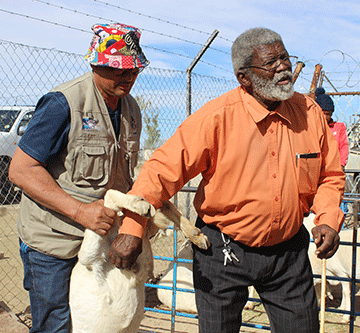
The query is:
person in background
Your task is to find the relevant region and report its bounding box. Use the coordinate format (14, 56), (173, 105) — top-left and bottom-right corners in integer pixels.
(315, 86), (352, 227)
(9, 23), (149, 332)
(315, 86), (349, 170)
(108, 27), (345, 333)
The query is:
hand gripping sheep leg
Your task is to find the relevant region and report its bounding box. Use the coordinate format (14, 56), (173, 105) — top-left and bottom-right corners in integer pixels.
(70, 189), (210, 333)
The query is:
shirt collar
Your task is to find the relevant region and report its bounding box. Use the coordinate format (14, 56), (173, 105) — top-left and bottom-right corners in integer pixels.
(238, 86), (292, 125)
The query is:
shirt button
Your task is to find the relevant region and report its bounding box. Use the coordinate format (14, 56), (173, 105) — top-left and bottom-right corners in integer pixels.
(275, 197), (279, 201)
(273, 174), (277, 178)
(270, 129), (274, 133)
(271, 151), (275, 156)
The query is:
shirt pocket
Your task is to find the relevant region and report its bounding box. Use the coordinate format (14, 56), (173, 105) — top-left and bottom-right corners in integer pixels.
(72, 145), (109, 186)
(296, 153), (321, 195)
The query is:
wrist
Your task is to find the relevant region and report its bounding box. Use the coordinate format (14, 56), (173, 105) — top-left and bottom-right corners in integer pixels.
(73, 202), (85, 224)
(119, 215), (147, 238)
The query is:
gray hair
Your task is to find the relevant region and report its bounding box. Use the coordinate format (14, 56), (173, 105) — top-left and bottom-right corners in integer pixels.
(231, 27), (283, 75)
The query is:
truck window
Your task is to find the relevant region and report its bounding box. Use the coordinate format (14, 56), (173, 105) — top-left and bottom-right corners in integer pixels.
(18, 111), (34, 135)
(0, 110), (21, 132)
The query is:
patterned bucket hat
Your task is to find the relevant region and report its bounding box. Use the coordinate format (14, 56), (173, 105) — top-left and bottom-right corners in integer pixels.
(85, 23), (150, 69)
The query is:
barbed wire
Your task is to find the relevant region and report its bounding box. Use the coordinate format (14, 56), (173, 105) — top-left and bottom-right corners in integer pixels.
(1, 3), (360, 84)
(93, 0), (234, 44)
(0, 8), (90, 34)
(0, 7), (232, 73)
(291, 52), (360, 92)
(33, 0), (230, 56)
(320, 50), (360, 89)
(0, 8), (231, 73)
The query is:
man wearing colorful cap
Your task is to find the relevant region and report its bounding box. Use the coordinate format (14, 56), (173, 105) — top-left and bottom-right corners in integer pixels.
(9, 23), (149, 332)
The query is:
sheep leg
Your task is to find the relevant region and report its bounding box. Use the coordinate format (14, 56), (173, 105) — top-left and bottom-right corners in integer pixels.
(340, 281), (351, 323)
(78, 191), (155, 267)
(104, 190), (156, 218)
(244, 286), (256, 310)
(104, 190), (210, 249)
(154, 200), (210, 250)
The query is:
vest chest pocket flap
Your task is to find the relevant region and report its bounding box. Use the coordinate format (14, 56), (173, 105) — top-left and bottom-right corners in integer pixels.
(72, 145), (110, 186)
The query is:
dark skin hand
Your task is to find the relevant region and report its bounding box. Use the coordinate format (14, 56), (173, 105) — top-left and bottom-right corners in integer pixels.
(311, 224), (340, 259)
(109, 209), (148, 269)
(109, 234), (142, 269)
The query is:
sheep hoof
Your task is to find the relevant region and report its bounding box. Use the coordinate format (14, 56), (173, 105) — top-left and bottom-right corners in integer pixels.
(192, 234), (210, 250)
(133, 198), (155, 218)
(185, 227), (209, 250)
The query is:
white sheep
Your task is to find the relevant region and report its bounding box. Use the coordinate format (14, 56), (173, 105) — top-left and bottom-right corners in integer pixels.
(157, 239), (257, 313)
(245, 216), (360, 320)
(157, 239), (197, 313)
(69, 189), (210, 333)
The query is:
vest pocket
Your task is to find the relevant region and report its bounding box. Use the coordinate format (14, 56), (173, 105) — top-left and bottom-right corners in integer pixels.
(72, 146), (109, 186)
(127, 140), (140, 178)
(296, 154), (321, 194)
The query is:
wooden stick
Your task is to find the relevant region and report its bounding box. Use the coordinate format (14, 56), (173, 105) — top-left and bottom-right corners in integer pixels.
(292, 61), (305, 84)
(320, 258), (326, 333)
(309, 64), (323, 99)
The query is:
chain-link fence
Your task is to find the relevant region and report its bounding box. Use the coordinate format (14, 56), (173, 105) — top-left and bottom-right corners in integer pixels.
(0, 39), (237, 319)
(1, 38), (360, 332)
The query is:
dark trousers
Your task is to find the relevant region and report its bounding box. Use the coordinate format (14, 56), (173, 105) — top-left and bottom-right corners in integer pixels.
(192, 217), (319, 333)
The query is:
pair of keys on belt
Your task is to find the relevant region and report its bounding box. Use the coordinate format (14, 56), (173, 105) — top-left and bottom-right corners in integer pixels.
(221, 232), (240, 266)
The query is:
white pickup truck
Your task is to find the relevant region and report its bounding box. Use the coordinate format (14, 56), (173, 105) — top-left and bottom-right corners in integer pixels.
(0, 106), (34, 204)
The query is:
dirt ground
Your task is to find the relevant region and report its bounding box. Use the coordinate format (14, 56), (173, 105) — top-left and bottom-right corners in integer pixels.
(137, 283), (360, 333)
(2, 292), (360, 333)
(2, 204), (360, 333)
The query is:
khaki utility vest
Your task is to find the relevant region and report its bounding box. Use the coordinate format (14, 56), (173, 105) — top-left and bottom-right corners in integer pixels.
(17, 71), (142, 258)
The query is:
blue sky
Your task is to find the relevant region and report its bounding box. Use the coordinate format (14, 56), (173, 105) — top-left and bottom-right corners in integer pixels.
(1, 0), (359, 93)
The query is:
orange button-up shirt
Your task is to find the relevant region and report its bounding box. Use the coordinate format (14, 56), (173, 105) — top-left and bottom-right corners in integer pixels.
(121, 86), (345, 247)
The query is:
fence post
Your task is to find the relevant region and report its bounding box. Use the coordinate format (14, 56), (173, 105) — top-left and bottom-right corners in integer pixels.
(184, 30), (219, 221)
(186, 29), (219, 118)
(349, 199), (358, 333)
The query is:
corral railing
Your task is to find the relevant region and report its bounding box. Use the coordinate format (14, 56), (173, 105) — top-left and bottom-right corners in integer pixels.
(155, 190), (360, 333)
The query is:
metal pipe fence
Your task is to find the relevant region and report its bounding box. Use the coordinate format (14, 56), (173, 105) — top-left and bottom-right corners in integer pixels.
(153, 190), (360, 333)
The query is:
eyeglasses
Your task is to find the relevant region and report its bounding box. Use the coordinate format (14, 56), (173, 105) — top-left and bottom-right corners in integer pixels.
(239, 55), (298, 73)
(112, 67), (145, 78)
(127, 68), (145, 76)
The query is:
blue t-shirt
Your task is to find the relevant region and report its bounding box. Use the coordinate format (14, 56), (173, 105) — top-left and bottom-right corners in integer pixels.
(19, 91), (120, 165)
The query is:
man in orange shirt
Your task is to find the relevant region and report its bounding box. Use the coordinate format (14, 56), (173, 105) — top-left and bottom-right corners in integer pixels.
(109, 28), (345, 332)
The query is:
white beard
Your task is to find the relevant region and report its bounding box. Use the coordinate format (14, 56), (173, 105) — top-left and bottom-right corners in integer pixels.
(249, 70), (294, 101)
